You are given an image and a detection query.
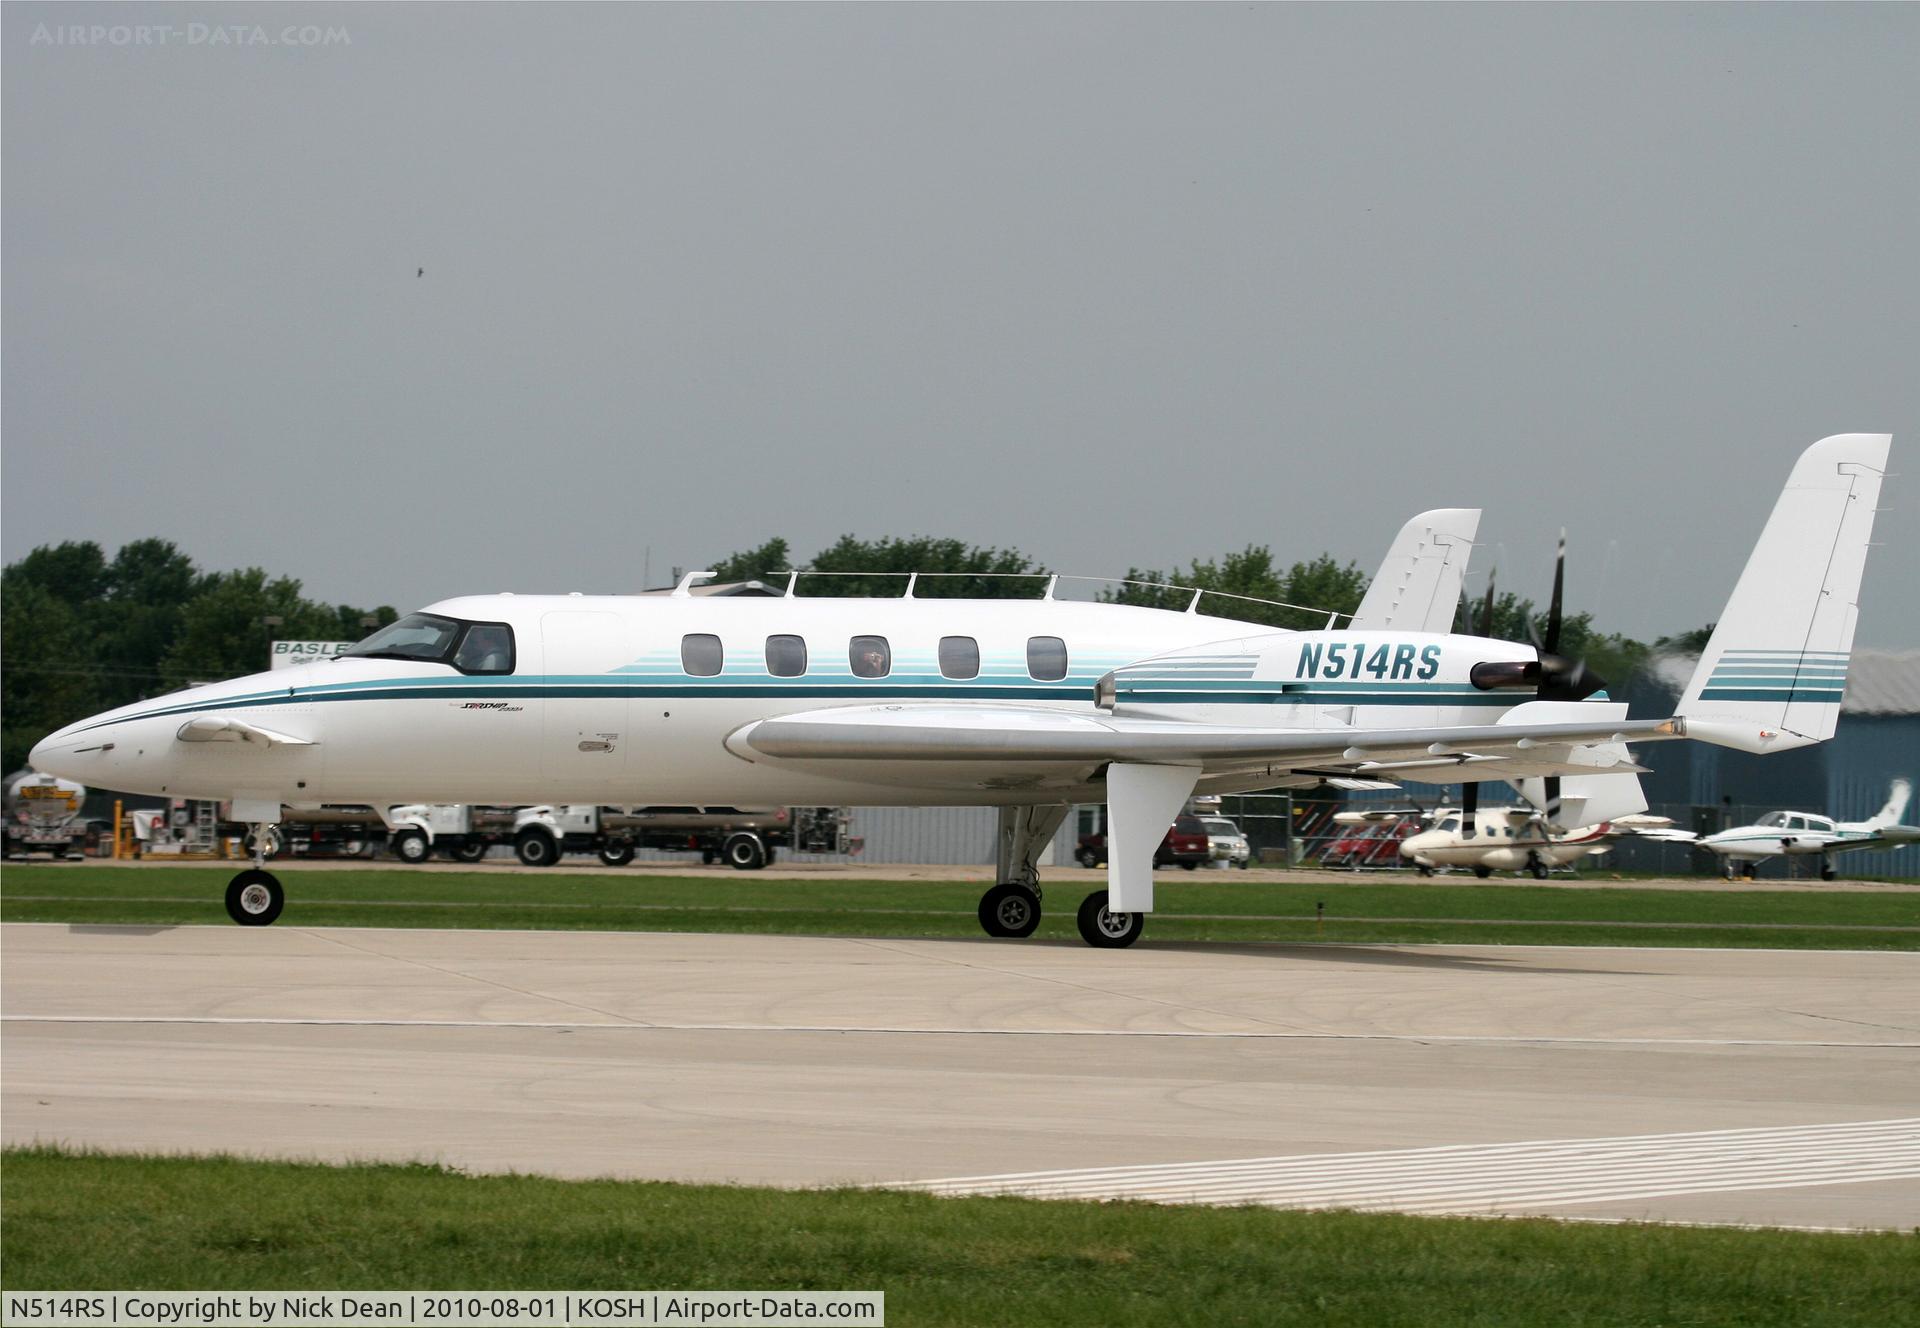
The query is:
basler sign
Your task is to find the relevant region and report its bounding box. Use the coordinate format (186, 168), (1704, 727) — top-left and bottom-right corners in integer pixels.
(269, 641), (353, 670)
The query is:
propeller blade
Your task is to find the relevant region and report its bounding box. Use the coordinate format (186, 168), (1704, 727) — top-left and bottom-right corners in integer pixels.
(1544, 530), (1566, 657)
(1462, 782), (1479, 839)
(1544, 776), (1563, 828)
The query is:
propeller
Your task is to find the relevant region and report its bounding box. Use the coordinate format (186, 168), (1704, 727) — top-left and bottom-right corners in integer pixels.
(1530, 532), (1606, 702)
(1461, 781), (1479, 839)
(1468, 532), (1607, 702)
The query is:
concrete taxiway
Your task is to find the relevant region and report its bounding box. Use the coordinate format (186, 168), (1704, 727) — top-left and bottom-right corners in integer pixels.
(3, 922), (1916, 1230)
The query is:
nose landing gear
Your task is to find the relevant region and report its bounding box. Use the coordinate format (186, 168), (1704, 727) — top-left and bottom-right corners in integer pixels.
(224, 822), (285, 926)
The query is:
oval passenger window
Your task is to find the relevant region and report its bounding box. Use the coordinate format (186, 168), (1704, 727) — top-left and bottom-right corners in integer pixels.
(681, 634), (724, 677)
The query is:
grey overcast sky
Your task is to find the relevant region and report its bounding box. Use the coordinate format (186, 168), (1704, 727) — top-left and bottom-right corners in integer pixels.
(4, 2), (1916, 644)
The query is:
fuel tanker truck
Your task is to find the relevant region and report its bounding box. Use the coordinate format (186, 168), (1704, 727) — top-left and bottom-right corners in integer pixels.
(4, 769), (92, 860)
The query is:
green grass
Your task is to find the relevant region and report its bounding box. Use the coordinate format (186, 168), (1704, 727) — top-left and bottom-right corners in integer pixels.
(3, 865), (1917, 948)
(3, 1148), (1914, 1326)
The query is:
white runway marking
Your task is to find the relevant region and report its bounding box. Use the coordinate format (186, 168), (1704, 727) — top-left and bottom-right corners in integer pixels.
(898, 1119), (1920, 1216)
(6, 1014), (1917, 1048)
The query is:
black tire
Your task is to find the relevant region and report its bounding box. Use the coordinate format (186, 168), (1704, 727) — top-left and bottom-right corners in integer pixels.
(723, 833), (767, 871)
(452, 840), (488, 863)
(1076, 889), (1143, 948)
(515, 829), (559, 867)
(598, 842), (635, 867)
(392, 828), (431, 864)
(1417, 865), (1435, 878)
(1180, 861), (1199, 871)
(978, 884), (1042, 938)
(225, 869), (284, 926)
(700, 848), (717, 865)
(1821, 863), (1838, 882)
(1473, 864), (1493, 879)
(1529, 855), (1549, 880)
(1075, 847), (1101, 869)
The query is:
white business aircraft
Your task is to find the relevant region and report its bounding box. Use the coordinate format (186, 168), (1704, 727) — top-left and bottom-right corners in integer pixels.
(1386, 806), (1677, 878)
(31, 434), (1891, 946)
(1654, 779), (1918, 880)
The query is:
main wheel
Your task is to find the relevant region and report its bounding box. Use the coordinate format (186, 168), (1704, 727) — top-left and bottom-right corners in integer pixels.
(1528, 855), (1549, 880)
(598, 843), (635, 867)
(978, 884), (1042, 938)
(723, 833), (767, 871)
(1820, 862), (1838, 881)
(515, 829), (559, 867)
(1075, 847), (1101, 868)
(1417, 865), (1435, 878)
(452, 840), (488, 863)
(392, 828), (431, 864)
(1180, 861), (1199, 871)
(1473, 863), (1493, 879)
(1076, 889), (1144, 948)
(225, 869), (284, 926)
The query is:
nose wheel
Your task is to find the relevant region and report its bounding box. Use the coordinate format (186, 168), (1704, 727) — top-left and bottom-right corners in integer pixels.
(225, 868), (285, 926)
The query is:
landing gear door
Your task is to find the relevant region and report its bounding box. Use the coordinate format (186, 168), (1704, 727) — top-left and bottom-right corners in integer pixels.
(541, 611), (630, 791)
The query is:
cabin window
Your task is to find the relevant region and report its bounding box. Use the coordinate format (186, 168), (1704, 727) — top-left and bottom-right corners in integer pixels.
(939, 636), (980, 680)
(1439, 818), (1460, 832)
(1027, 636), (1069, 681)
(850, 635), (891, 678)
(766, 634), (808, 677)
(453, 623), (516, 675)
(681, 633), (724, 677)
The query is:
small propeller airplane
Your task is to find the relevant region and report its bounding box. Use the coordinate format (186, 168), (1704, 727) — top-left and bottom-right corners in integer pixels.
(1643, 779), (1919, 880)
(1368, 805), (1678, 878)
(31, 433), (1892, 946)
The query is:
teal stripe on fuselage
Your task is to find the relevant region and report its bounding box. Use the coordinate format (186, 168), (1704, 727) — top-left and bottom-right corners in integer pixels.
(1697, 687), (1846, 702)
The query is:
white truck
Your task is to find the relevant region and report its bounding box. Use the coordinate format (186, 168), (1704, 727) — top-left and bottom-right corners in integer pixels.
(383, 803), (854, 870)
(4, 769), (92, 860)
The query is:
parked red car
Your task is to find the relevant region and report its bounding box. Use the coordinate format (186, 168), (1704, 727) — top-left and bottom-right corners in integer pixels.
(1075, 814), (1210, 870)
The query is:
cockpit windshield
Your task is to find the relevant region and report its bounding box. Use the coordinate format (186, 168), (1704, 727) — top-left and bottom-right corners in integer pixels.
(340, 613), (515, 674)
(1755, 811), (1789, 828)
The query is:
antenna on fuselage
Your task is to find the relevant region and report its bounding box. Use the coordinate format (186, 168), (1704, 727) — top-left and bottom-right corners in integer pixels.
(671, 570), (715, 598)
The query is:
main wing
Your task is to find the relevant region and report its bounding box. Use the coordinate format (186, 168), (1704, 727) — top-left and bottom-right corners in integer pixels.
(732, 701), (1677, 781)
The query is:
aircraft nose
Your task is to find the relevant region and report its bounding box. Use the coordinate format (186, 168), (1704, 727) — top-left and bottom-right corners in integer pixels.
(28, 725), (86, 781)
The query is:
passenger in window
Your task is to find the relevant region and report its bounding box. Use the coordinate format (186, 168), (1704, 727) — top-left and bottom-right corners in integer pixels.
(851, 636), (890, 678)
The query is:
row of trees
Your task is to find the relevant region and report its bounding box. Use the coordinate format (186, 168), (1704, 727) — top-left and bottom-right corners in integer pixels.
(2, 539), (397, 774)
(706, 535), (1662, 683)
(4, 533), (1702, 777)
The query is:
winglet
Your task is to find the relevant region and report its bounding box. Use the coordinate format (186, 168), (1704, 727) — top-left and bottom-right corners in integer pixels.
(1678, 433), (1891, 753)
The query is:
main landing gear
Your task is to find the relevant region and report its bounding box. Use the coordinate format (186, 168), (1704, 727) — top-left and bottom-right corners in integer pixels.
(225, 822), (286, 926)
(971, 805), (1148, 949)
(975, 805), (1071, 942)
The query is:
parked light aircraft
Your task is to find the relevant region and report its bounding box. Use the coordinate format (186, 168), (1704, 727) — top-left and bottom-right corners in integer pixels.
(1368, 806), (1677, 878)
(1648, 779), (1918, 879)
(31, 434), (1891, 946)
